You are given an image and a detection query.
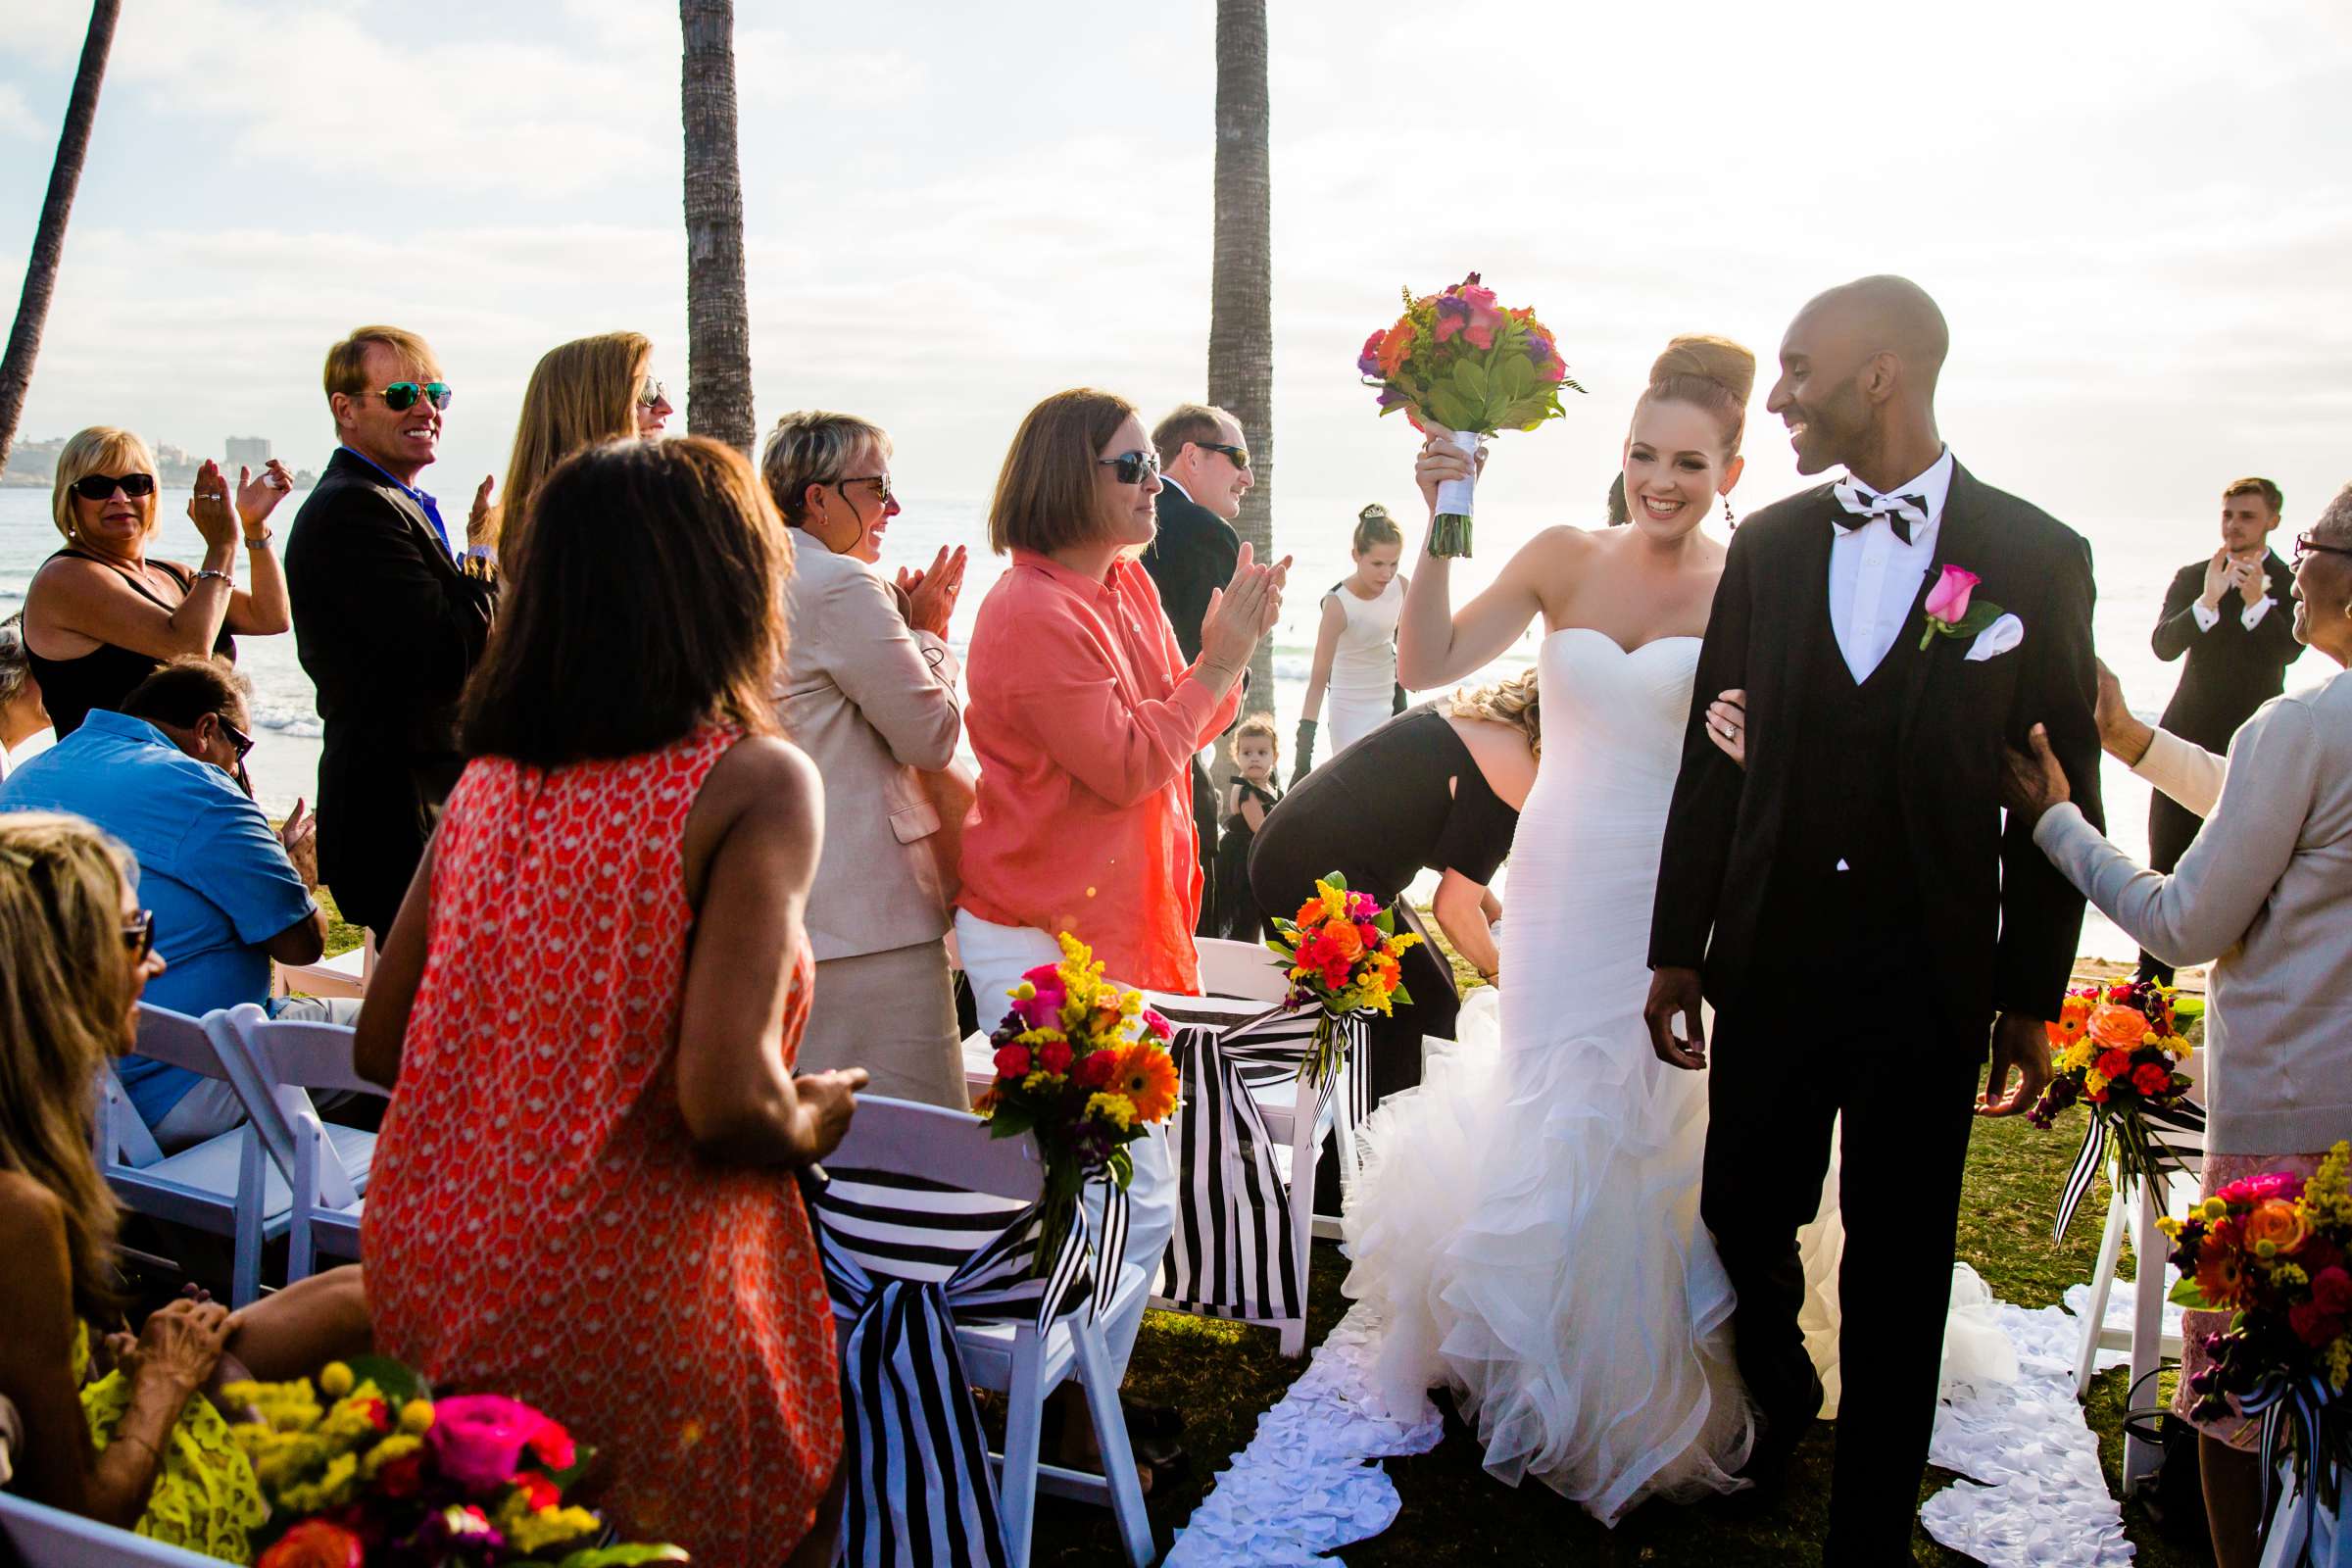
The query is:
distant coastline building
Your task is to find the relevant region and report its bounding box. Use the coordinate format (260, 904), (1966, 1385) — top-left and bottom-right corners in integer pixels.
(225, 435), (271, 469)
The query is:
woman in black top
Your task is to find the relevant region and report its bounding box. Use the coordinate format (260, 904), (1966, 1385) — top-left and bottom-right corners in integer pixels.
(24, 427), (293, 737)
(1248, 679), (1538, 1178)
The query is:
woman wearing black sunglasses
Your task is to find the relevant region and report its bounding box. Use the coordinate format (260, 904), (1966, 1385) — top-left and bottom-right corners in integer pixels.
(23, 426), (293, 738)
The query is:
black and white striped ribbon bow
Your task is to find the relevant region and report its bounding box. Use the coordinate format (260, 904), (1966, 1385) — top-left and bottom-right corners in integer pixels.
(1155, 998), (1366, 1321)
(1832, 479), (1931, 544)
(812, 1165), (1113, 1568)
(2050, 1097), (2207, 1241)
(2242, 1369), (2344, 1565)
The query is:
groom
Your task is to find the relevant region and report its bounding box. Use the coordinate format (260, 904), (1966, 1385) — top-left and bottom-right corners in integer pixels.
(1643, 276), (2102, 1562)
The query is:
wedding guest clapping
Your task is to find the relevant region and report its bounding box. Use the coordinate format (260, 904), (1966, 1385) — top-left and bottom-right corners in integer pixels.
(956, 388), (1285, 1463)
(357, 438), (859, 1568)
(23, 428), (292, 738)
(0, 812), (368, 1556)
(2003, 484), (2352, 1568)
(2139, 476), (2306, 983)
(493, 330), (672, 549)
(287, 325), (500, 942)
(763, 410), (971, 1109)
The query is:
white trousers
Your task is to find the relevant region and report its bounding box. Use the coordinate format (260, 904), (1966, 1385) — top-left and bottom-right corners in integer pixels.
(954, 910), (1176, 1380)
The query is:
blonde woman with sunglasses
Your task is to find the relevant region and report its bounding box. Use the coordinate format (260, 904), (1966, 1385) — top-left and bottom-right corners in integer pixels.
(23, 426), (293, 739)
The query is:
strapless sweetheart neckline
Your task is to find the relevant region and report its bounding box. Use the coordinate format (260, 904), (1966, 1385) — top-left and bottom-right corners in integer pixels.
(1542, 624), (1703, 659)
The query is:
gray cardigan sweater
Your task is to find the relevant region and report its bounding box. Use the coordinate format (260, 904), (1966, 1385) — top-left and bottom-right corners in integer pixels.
(2034, 667), (2352, 1155)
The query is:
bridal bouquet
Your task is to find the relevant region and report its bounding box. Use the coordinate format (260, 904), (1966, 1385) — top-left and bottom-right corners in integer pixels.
(1266, 873), (1422, 1088)
(220, 1357), (683, 1567)
(975, 933), (1182, 1273)
(1356, 272), (1583, 557)
(2031, 976), (2201, 1238)
(2161, 1141), (2352, 1561)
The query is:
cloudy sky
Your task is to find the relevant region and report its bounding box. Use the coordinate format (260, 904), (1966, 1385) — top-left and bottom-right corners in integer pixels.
(4, 0), (2350, 535)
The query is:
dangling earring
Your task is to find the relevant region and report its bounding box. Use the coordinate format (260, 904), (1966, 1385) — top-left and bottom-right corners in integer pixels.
(1721, 497), (1736, 525)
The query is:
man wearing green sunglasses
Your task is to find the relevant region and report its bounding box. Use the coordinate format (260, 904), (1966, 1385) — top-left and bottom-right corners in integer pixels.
(283, 324), (503, 942)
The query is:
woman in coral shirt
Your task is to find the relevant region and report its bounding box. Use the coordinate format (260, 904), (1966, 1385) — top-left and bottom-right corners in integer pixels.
(956, 385), (1285, 1413)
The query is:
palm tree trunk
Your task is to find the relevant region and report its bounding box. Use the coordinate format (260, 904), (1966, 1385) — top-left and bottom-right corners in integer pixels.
(678, 0), (755, 455)
(0, 0), (121, 477)
(1208, 0), (1274, 718)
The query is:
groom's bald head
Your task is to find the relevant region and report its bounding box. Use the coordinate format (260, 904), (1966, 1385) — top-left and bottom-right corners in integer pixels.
(1768, 275), (1949, 476)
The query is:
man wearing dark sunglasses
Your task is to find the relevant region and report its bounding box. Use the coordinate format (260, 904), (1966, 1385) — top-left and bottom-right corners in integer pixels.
(1141, 403), (1256, 936)
(285, 325), (504, 942)
(0, 656), (353, 1150)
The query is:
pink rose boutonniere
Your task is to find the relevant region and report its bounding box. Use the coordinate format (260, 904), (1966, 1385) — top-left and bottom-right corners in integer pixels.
(1918, 564), (2006, 651)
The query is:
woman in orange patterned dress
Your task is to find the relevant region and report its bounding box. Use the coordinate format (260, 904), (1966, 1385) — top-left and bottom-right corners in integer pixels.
(356, 437), (867, 1567)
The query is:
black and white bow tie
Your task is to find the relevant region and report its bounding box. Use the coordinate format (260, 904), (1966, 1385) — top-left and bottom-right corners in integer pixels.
(1832, 480), (1931, 545)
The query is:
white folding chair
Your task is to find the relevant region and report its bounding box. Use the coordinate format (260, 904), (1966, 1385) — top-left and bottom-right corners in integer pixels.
(98, 1004), (282, 1306)
(207, 1004), (382, 1286)
(271, 935), (372, 1001)
(2067, 1044), (2206, 1494)
(813, 1096), (1154, 1568)
(0, 1490), (221, 1567)
(1193, 936), (1290, 1003)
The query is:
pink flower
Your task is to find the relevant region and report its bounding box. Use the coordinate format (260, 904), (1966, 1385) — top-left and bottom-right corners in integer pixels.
(1537, 358), (1567, 382)
(1923, 565), (1980, 623)
(1141, 1008), (1173, 1041)
(1357, 329), (1387, 377)
(1433, 313), (1464, 344)
(425, 1396), (565, 1493)
(1463, 304), (1502, 351)
(1346, 893), (1379, 918)
(1458, 284), (1497, 310)
(1014, 964), (1066, 1030)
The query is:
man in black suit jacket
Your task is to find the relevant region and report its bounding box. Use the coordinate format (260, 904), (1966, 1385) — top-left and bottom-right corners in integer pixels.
(286, 326), (500, 938)
(1142, 403), (1250, 935)
(1644, 278), (2101, 1563)
(2141, 477), (2304, 981)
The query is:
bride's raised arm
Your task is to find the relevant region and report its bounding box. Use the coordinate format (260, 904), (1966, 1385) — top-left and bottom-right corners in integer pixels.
(1396, 429), (1552, 689)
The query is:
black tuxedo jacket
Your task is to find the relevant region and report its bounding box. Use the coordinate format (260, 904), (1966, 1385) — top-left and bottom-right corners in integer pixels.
(1142, 482), (1242, 662)
(2150, 551), (2304, 751)
(1648, 463), (2102, 1021)
(285, 449), (501, 933)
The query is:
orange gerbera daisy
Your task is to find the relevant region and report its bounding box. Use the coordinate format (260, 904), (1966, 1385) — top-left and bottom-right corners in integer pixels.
(1297, 897), (1326, 929)
(1114, 1043), (1179, 1123)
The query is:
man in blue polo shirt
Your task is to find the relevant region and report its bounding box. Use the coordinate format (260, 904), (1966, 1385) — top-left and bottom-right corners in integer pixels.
(0, 656), (346, 1149)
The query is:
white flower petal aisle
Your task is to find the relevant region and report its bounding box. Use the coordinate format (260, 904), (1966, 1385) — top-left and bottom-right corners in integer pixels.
(1172, 1263), (2180, 1564)
(1164, 1301), (1441, 1566)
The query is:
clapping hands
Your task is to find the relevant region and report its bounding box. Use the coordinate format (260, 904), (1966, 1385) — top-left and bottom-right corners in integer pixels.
(1200, 541), (1291, 675)
(897, 545), (968, 638)
(234, 460), (295, 536)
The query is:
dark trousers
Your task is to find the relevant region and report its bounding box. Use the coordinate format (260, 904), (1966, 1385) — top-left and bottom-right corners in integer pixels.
(1701, 949), (1984, 1562)
(1192, 755), (1220, 939)
(2136, 791), (2202, 985)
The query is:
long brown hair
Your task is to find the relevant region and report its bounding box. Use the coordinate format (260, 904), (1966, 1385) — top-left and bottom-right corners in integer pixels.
(498, 331), (652, 550)
(0, 813), (139, 1322)
(462, 437), (789, 768)
(987, 388), (1138, 556)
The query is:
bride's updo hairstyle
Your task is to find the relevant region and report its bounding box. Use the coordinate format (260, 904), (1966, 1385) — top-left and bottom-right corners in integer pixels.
(1638, 334), (1755, 459)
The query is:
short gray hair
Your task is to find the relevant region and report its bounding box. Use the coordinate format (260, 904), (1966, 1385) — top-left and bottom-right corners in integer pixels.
(0, 613), (32, 707)
(760, 411), (891, 526)
(2313, 482), (2352, 544)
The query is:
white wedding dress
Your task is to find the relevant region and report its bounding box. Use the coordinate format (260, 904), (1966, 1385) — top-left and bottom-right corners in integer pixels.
(1344, 625), (1849, 1523)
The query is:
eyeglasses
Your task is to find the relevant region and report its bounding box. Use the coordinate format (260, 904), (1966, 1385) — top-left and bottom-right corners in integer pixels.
(1099, 450), (1161, 486)
(1200, 441), (1250, 470)
(219, 718), (256, 762)
(122, 908), (156, 961)
(362, 381), (454, 412)
(71, 472), (158, 502)
(637, 376), (668, 410)
(2293, 532), (2352, 564)
(831, 474), (893, 507)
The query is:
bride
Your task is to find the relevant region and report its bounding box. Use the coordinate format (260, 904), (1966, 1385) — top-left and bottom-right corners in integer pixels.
(1345, 334), (1829, 1522)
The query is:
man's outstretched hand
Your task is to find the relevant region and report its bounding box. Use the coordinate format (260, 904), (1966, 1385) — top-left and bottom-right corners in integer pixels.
(1977, 1012), (2052, 1116)
(1644, 966), (1707, 1070)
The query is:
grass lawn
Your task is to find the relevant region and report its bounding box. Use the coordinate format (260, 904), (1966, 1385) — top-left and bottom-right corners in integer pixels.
(1028, 1061), (2216, 1565)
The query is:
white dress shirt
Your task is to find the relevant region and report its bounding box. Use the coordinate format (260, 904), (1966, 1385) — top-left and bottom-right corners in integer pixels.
(1828, 447), (1956, 682)
(2190, 594), (2277, 634)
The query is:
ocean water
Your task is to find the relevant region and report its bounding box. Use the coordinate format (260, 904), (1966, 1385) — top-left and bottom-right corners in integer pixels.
(0, 484), (2255, 962)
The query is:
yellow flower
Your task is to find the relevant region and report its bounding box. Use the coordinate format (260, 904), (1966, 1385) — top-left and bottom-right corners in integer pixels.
(399, 1397), (434, 1435)
(2062, 1040), (2098, 1072)
(1316, 879), (1348, 922)
(2084, 1069), (2111, 1096)
(1085, 1092), (1138, 1131)
(508, 1506), (601, 1556)
(318, 1362), (354, 1398)
(2327, 1338), (2351, 1393)
(277, 1451), (360, 1513)
(1021, 1070), (1066, 1093)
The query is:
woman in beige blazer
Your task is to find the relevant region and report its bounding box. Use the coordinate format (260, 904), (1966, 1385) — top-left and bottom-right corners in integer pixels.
(764, 412), (973, 1107)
